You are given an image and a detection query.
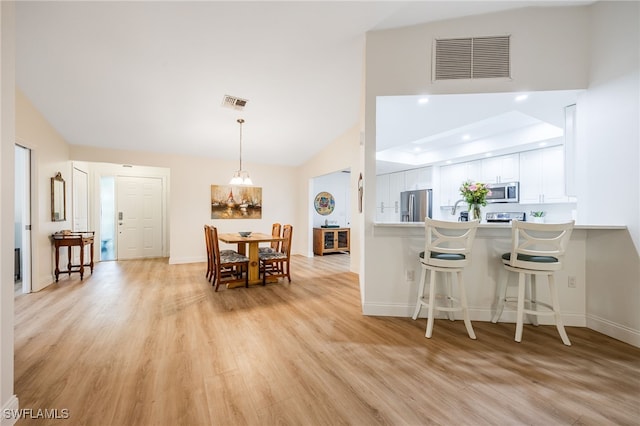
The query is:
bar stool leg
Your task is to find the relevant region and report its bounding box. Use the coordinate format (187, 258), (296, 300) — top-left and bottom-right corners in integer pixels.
(445, 272), (455, 321)
(548, 274), (571, 346)
(515, 272), (527, 343)
(457, 270), (476, 339)
(526, 274), (539, 326)
(492, 270), (508, 323)
(412, 265), (427, 320)
(425, 269), (437, 338)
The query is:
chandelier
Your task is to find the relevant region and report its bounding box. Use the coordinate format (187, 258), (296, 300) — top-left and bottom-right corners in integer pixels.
(229, 118), (252, 185)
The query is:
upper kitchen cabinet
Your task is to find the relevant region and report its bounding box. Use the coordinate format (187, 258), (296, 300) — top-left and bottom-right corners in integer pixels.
(376, 172), (404, 221)
(481, 153), (519, 184)
(404, 166), (433, 191)
(519, 146), (568, 204)
(440, 161), (481, 206)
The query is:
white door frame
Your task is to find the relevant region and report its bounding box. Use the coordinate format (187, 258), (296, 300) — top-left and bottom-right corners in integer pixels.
(15, 144), (32, 294)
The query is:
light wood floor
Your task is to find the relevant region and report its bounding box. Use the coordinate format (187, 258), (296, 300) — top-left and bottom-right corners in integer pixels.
(14, 254), (640, 425)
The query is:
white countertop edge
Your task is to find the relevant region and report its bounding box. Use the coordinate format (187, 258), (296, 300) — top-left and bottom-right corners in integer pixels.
(373, 222), (627, 230)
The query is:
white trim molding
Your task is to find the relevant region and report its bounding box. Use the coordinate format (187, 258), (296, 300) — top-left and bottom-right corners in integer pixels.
(1, 395), (19, 426)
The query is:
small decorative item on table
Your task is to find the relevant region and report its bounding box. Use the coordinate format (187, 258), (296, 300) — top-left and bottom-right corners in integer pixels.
(238, 231), (252, 237)
(459, 180), (490, 221)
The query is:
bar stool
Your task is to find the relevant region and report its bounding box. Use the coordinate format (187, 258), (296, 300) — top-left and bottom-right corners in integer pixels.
(492, 220), (574, 346)
(412, 218), (480, 339)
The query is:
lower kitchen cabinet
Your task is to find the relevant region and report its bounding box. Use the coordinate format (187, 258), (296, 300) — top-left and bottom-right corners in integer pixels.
(313, 228), (350, 256)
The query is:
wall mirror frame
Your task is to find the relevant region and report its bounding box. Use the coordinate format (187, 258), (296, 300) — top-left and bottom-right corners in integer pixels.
(51, 172), (66, 222)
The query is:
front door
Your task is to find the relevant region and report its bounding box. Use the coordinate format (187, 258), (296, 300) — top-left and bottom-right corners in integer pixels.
(117, 176), (163, 259)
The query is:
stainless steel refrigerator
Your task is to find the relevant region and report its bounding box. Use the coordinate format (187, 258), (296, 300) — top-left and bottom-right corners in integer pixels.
(400, 189), (432, 222)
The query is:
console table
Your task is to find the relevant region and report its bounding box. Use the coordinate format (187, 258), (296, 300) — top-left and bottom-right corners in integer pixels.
(51, 231), (95, 281)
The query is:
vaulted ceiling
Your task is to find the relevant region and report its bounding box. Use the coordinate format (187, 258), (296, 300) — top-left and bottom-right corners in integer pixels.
(15, 1), (589, 167)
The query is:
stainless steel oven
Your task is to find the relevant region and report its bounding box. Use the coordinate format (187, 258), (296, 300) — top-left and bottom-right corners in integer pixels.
(486, 182), (519, 203)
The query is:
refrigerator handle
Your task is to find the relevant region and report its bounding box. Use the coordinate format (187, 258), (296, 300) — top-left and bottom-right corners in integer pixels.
(409, 194), (415, 221)
(394, 201), (398, 213)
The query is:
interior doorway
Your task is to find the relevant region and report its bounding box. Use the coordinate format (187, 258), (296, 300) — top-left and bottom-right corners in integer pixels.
(14, 145), (32, 294)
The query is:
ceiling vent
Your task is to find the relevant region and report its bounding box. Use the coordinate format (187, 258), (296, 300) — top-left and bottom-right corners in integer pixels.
(434, 35), (510, 80)
(221, 95), (248, 111)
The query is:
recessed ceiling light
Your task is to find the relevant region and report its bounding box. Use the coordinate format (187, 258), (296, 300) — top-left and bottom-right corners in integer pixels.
(539, 142), (548, 147)
(515, 94), (528, 102)
(418, 97), (429, 105)
(462, 134), (471, 141)
(485, 152), (493, 157)
(445, 160), (452, 164)
(414, 147), (421, 152)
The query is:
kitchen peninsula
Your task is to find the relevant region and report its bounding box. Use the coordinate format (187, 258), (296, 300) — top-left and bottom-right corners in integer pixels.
(366, 220), (635, 345)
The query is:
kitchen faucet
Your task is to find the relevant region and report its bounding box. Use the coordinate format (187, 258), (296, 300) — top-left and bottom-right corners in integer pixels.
(451, 199), (466, 215)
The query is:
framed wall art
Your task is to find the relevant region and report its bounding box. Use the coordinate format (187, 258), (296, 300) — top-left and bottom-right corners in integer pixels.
(211, 185), (262, 219)
(314, 191), (335, 216)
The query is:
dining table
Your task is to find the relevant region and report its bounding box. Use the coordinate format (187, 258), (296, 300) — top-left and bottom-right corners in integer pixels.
(217, 232), (285, 287)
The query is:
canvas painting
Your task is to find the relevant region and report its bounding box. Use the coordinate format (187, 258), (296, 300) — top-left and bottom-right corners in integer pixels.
(211, 185), (262, 219)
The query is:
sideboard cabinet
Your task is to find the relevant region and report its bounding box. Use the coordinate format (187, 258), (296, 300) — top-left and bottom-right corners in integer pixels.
(313, 227), (350, 256)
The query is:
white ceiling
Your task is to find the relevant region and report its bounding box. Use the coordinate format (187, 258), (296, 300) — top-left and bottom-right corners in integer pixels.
(376, 89), (583, 174)
(15, 1), (590, 167)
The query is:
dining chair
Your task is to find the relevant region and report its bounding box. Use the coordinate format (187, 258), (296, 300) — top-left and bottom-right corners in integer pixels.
(204, 225), (238, 284)
(492, 220), (575, 345)
(209, 226), (250, 291)
(412, 218), (480, 339)
(259, 222), (281, 254)
(204, 225), (214, 281)
(259, 224), (292, 285)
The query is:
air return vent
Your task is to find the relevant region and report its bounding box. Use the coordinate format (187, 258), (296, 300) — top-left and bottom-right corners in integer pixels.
(221, 95), (248, 111)
(434, 35), (510, 80)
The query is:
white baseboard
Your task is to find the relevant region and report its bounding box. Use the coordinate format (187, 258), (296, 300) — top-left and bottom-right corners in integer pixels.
(1, 395), (19, 426)
(168, 256), (206, 265)
(587, 314), (640, 348)
(362, 303), (586, 327)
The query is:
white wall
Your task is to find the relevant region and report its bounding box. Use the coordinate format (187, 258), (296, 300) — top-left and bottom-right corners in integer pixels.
(0, 1), (19, 421)
(580, 1), (640, 341)
(15, 89), (72, 291)
(312, 171), (351, 229)
(362, 3), (640, 345)
(69, 145), (299, 265)
(296, 125), (362, 274)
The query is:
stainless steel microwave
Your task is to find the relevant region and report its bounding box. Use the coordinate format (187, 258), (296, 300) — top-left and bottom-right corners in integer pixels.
(486, 182), (519, 203)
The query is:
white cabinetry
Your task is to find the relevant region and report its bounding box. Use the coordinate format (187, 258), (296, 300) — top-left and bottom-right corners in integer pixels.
(481, 154), (519, 183)
(519, 146), (568, 204)
(439, 161), (480, 206)
(403, 166), (433, 191)
(376, 172), (404, 221)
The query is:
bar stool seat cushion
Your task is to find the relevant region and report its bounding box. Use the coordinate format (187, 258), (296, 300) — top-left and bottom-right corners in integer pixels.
(419, 251), (466, 261)
(501, 253), (558, 263)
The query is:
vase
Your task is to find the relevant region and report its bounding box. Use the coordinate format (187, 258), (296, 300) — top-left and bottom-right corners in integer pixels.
(470, 204), (482, 221)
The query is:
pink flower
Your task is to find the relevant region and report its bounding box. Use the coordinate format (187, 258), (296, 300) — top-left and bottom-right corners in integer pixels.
(468, 184), (477, 191)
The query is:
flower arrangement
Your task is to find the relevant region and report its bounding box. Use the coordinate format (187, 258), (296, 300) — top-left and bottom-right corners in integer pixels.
(459, 180), (491, 206)
(459, 180), (491, 221)
(530, 211), (546, 218)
